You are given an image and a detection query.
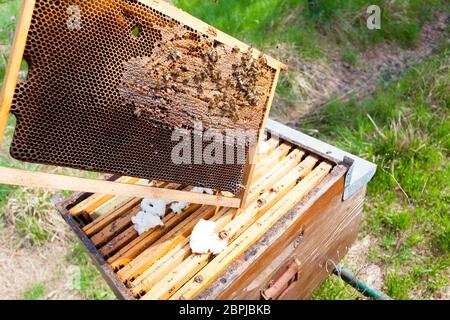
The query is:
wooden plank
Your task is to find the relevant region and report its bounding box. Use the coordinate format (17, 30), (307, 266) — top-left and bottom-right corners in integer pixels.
(84, 197), (142, 237)
(107, 203), (201, 269)
(83, 181), (168, 237)
(240, 69), (281, 208)
(69, 176), (140, 219)
(246, 149), (304, 206)
(130, 242), (192, 297)
(100, 225), (141, 258)
(89, 179), (150, 220)
(0, 0), (36, 144)
(253, 143), (291, 181)
(100, 203), (201, 259)
(135, 157), (320, 298)
(91, 205), (141, 247)
(90, 184), (181, 246)
(0, 167), (241, 208)
(129, 207), (236, 296)
(167, 162), (332, 300)
(115, 205), (217, 280)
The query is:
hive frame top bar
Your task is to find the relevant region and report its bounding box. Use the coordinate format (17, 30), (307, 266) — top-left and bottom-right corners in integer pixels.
(0, 0), (287, 209)
(138, 0), (288, 72)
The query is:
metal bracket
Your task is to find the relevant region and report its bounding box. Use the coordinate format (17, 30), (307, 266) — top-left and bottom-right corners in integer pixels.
(266, 119), (377, 201)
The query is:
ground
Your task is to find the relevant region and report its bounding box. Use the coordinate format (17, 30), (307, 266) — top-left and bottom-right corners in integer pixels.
(0, 0), (449, 300)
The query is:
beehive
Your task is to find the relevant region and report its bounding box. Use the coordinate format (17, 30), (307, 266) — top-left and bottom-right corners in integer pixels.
(54, 120), (377, 300)
(6, 0), (285, 197)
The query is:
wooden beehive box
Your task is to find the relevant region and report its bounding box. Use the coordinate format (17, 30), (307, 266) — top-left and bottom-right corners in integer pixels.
(54, 120), (376, 300)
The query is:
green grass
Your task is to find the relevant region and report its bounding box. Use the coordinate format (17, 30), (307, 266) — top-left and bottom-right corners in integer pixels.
(302, 46), (449, 299)
(22, 282), (46, 300)
(340, 46), (359, 65)
(312, 276), (366, 300)
(174, 0), (447, 56)
(66, 242), (115, 300)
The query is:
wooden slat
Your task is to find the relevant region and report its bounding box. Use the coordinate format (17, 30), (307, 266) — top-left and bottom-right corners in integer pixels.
(83, 181), (167, 237)
(246, 149), (304, 206)
(115, 205), (216, 280)
(0, 0), (36, 144)
(0, 167), (241, 207)
(253, 143), (291, 181)
(130, 242), (192, 296)
(69, 176), (139, 217)
(240, 68), (281, 208)
(129, 207), (236, 296)
(90, 184), (182, 246)
(84, 198), (141, 237)
(89, 179), (150, 220)
(100, 203), (201, 258)
(168, 162), (333, 300)
(91, 205), (141, 247)
(133, 157), (319, 298)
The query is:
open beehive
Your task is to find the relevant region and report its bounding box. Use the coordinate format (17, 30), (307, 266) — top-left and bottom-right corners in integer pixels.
(0, 0), (287, 207)
(54, 123), (374, 300)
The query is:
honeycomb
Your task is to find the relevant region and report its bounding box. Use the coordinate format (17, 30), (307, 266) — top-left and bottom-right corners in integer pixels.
(10, 0), (277, 194)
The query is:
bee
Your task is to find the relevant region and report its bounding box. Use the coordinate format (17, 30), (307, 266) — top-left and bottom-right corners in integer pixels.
(193, 74), (201, 84)
(259, 54), (268, 66)
(212, 71), (222, 81)
(207, 48), (218, 63)
(170, 50), (182, 61)
(133, 107), (142, 119)
(232, 46), (240, 54)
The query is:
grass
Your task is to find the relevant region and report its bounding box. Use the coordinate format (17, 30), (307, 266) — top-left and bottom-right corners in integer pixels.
(174, 0), (447, 56)
(22, 282), (46, 300)
(307, 46), (449, 299)
(65, 242), (115, 300)
(313, 276), (366, 300)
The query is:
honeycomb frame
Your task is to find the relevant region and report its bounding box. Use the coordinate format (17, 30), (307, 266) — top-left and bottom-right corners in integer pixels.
(0, 0), (286, 203)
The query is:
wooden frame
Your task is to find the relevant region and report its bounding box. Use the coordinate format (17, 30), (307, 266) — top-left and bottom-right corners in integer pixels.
(52, 149), (365, 300)
(0, 0), (287, 209)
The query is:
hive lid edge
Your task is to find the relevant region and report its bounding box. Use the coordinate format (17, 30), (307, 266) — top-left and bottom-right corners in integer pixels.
(266, 119), (377, 200)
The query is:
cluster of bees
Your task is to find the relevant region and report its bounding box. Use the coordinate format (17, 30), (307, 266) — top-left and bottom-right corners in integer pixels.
(120, 23), (272, 131)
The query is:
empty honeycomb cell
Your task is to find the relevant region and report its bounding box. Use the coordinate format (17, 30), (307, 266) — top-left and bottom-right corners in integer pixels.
(10, 0), (277, 194)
